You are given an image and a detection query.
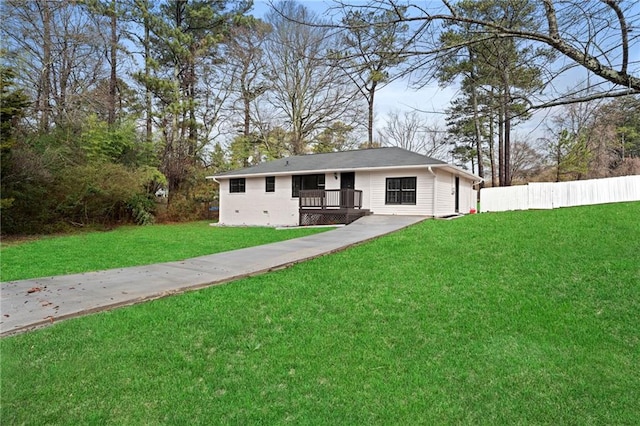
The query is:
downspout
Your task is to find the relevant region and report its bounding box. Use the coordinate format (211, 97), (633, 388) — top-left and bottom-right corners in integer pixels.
(211, 176), (221, 221)
(428, 166), (437, 217)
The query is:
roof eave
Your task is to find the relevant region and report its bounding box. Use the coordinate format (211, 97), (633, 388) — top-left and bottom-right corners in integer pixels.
(209, 163), (480, 180)
(431, 164), (482, 181)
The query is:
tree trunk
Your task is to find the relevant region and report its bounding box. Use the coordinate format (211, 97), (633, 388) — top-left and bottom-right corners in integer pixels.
(488, 100), (497, 187)
(243, 91), (251, 136)
(108, 0), (117, 126)
(38, 0), (52, 132)
(291, 134), (305, 155)
(188, 60), (197, 160)
(504, 106), (512, 186)
(488, 128), (497, 186)
(470, 86), (484, 187)
(502, 69), (512, 186)
(367, 82), (377, 148)
(144, 7), (152, 143)
(498, 102), (505, 186)
(555, 143), (561, 182)
(168, 41), (182, 198)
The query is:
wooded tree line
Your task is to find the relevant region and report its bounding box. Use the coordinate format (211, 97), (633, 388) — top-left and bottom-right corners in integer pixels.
(1, 0), (639, 234)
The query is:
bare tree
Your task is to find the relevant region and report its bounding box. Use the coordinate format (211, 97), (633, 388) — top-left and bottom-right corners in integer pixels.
(264, 1), (362, 155)
(542, 101), (602, 181)
(593, 96), (640, 173)
(223, 18), (272, 138)
(542, 95), (640, 180)
(3, 0), (107, 131)
(378, 110), (449, 159)
(510, 139), (545, 183)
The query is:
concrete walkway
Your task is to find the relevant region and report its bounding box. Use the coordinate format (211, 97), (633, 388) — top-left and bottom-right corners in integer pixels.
(1, 215), (427, 336)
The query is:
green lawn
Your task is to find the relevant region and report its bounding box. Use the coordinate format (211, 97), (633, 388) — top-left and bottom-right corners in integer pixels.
(0, 222), (331, 282)
(2, 202), (639, 424)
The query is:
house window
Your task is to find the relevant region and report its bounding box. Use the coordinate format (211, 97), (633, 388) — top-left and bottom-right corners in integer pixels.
(230, 178), (245, 193)
(386, 177), (416, 205)
(265, 176), (275, 192)
(292, 174), (325, 197)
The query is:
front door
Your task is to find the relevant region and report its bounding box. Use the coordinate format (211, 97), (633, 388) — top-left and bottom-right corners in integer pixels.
(341, 172), (355, 190)
(341, 172), (355, 208)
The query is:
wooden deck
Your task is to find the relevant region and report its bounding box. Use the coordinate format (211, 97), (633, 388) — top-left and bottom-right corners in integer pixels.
(299, 189), (370, 225)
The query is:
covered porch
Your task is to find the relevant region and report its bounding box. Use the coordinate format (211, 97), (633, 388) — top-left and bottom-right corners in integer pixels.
(299, 189), (370, 225)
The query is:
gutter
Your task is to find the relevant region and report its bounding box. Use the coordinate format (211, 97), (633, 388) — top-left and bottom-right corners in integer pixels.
(208, 163), (482, 181)
(433, 163), (482, 182)
(208, 176), (221, 221)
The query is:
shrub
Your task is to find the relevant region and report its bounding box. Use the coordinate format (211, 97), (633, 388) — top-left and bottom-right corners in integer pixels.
(162, 194), (202, 222)
(55, 163), (137, 224)
(127, 193), (156, 225)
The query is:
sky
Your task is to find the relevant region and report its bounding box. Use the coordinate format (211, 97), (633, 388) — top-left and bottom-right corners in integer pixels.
(252, 0), (458, 137)
(251, 0), (640, 151)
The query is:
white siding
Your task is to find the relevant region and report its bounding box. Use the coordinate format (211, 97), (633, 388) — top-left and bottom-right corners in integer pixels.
(428, 169), (477, 216)
(218, 175), (299, 226)
(367, 168), (434, 216)
(434, 170), (456, 216)
(325, 173), (340, 190)
(356, 171), (371, 210)
(217, 168), (480, 226)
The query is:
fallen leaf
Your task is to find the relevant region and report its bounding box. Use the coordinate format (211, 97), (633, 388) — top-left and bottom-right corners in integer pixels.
(27, 287), (42, 294)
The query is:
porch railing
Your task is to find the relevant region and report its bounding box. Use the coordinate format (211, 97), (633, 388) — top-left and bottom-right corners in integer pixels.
(299, 189), (363, 209)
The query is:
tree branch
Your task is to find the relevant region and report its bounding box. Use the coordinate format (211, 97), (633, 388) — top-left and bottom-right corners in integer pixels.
(602, 0), (629, 75)
(529, 89), (638, 109)
(333, 1), (640, 93)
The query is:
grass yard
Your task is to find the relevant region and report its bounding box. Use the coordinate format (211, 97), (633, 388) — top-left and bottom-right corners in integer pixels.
(0, 222), (331, 282)
(2, 202), (639, 424)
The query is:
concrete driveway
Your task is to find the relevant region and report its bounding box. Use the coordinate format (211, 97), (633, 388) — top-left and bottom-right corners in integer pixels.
(1, 215), (427, 336)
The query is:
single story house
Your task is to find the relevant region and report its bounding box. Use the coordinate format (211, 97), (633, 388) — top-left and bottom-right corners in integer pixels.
(208, 147), (482, 226)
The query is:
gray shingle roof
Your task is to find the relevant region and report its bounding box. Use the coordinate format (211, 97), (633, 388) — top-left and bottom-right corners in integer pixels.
(213, 147), (448, 178)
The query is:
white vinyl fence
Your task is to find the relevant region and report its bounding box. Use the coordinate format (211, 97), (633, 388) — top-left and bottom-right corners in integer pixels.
(480, 175), (640, 212)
